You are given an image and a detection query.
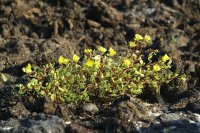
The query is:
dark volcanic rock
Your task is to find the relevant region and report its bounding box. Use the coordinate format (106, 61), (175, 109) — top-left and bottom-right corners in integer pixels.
(9, 102), (31, 119)
(0, 118), (20, 133)
(139, 112), (200, 133)
(66, 123), (96, 133)
(186, 98), (200, 113)
(110, 100), (147, 122)
(0, 113), (66, 133)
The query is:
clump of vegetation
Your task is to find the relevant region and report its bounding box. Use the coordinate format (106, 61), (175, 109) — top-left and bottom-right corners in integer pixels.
(17, 34), (186, 104)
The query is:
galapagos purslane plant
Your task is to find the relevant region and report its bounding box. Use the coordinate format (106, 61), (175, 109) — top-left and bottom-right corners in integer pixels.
(16, 34), (186, 104)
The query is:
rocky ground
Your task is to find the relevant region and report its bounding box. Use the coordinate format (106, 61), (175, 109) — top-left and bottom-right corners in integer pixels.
(0, 0), (200, 133)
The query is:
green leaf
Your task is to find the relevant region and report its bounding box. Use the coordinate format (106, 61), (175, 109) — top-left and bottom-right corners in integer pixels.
(180, 74), (187, 81)
(0, 73), (8, 82)
(131, 88), (142, 94)
(30, 78), (38, 84)
(50, 94), (56, 101)
(27, 83), (33, 89)
(137, 83), (144, 89)
(58, 87), (65, 92)
(40, 90), (46, 96)
(65, 72), (71, 77)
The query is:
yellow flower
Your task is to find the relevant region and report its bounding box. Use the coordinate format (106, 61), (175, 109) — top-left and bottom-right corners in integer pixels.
(22, 63), (32, 74)
(85, 59), (94, 67)
(108, 47), (116, 56)
(153, 64), (161, 72)
(98, 46), (107, 53)
(162, 54), (170, 63)
(72, 54), (80, 62)
(58, 56), (69, 65)
(84, 49), (92, 54)
(134, 34), (143, 41)
(50, 70), (55, 74)
(129, 41), (137, 48)
(124, 59), (131, 67)
(144, 35), (152, 45)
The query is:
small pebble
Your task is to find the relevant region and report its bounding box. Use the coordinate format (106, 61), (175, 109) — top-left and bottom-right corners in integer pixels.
(82, 103), (99, 114)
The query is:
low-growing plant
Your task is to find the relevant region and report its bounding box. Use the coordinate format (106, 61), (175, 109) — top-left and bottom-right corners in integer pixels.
(16, 34), (186, 104)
